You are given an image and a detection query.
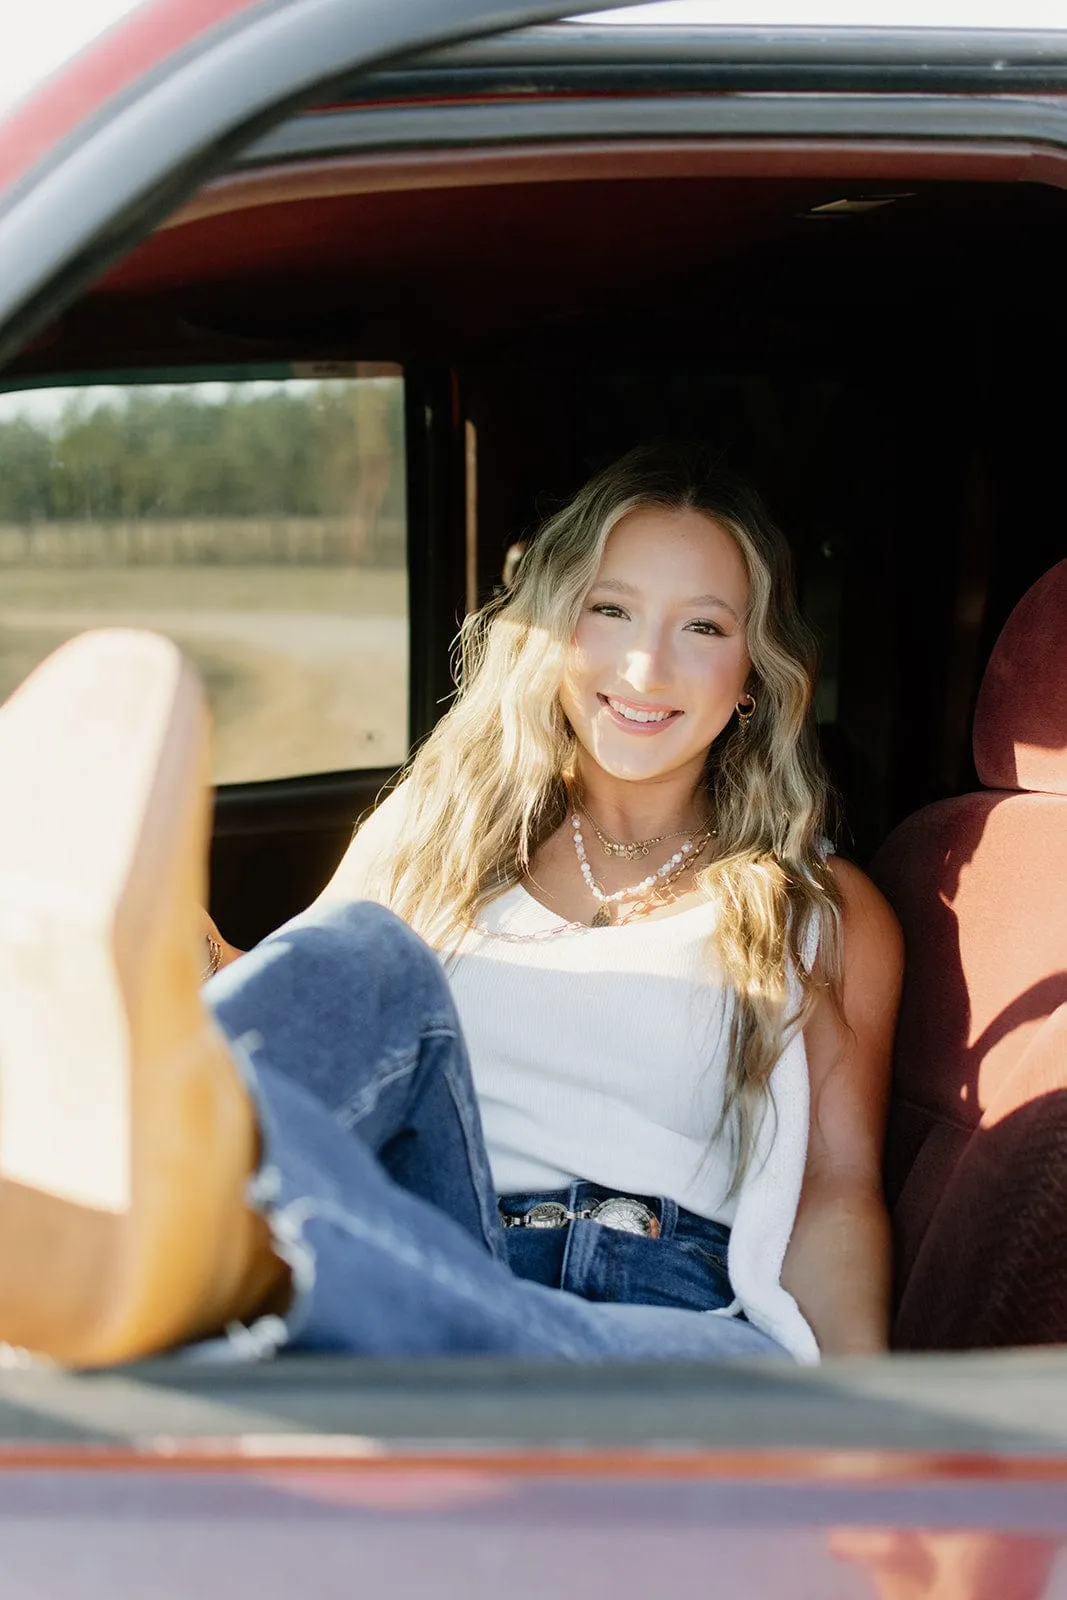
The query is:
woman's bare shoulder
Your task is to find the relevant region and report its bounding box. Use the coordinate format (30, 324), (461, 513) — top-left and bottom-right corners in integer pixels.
(825, 856), (902, 964)
(316, 783), (412, 907)
(818, 856), (904, 1031)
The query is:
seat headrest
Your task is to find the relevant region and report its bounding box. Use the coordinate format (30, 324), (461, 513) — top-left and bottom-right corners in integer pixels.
(973, 558), (1067, 795)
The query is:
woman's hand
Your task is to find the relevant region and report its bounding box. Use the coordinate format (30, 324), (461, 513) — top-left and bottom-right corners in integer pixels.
(200, 907), (244, 980)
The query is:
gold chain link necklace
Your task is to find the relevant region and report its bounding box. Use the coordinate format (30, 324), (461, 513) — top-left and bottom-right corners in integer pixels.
(580, 805), (692, 863)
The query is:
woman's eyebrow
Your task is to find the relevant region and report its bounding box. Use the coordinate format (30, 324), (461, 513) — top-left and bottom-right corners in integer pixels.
(591, 578), (740, 623)
(686, 593), (741, 622)
(589, 578), (638, 596)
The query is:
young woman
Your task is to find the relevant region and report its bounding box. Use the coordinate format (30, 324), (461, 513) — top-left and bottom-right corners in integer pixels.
(0, 446), (902, 1368)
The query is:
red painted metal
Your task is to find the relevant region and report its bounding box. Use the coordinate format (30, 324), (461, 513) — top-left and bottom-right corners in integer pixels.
(2, 1444), (1067, 1481)
(0, 0), (265, 198)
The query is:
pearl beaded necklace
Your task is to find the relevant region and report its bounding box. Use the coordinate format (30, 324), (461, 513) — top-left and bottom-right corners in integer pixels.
(570, 814), (713, 925)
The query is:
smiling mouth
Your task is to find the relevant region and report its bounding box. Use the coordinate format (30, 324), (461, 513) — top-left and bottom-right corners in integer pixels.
(598, 694), (683, 731)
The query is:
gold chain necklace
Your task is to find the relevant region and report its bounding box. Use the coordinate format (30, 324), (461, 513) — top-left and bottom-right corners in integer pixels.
(581, 805), (697, 862)
(594, 849), (711, 928)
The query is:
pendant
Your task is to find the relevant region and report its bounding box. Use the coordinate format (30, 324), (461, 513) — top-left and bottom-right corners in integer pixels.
(591, 905), (613, 928)
(602, 839), (645, 862)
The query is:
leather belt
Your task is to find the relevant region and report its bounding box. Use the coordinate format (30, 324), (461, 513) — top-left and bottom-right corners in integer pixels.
(499, 1196), (660, 1239)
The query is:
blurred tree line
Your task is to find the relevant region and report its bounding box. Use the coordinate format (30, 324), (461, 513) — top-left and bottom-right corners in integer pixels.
(0, 380), (405, 527)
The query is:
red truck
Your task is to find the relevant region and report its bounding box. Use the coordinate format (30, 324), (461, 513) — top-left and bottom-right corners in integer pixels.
(1, 3), (1066, 1595)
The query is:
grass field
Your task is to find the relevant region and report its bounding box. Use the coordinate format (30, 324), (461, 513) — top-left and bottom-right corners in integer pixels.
(0, 565), (409, 785)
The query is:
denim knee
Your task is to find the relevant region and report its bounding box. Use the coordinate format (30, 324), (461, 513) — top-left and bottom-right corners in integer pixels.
(280, 899), (458, 1030)
(207, 897), (463, 1114)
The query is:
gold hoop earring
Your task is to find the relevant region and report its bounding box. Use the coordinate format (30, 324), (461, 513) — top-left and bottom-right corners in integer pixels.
(735, 694), (756, 738)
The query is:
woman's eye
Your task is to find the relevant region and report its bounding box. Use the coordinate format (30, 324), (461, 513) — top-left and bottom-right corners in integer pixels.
(685, 620), (723, 637)
(589, 604), (628, 619)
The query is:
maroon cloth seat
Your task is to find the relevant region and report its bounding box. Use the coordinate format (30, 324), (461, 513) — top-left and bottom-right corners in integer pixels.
(870, 560), (1067, 1349)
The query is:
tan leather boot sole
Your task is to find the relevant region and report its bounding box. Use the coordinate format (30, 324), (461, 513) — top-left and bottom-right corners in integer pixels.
(0, 630), (273, 1366)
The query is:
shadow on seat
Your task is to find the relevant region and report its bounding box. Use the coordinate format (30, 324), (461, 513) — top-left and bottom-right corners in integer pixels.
(870, 559), (1067, 1350)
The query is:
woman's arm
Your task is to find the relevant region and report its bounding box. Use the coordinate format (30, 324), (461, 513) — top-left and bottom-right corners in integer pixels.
(315, 784), (409, 908)
(198, 785), (412, 978)
(779, 858), (904, 1356)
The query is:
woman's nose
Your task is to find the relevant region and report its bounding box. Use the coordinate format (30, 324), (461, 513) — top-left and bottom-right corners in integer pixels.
(624, 635), (672, 694)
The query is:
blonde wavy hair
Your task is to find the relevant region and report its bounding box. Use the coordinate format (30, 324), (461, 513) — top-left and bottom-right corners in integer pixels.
(370, 445), (843, 1189)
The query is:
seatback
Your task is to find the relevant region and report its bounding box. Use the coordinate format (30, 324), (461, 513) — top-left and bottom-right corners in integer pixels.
(870, 560), (1067, 1349)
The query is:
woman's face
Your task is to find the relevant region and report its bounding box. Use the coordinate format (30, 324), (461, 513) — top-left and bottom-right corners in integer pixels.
(560, 505), (753, 788)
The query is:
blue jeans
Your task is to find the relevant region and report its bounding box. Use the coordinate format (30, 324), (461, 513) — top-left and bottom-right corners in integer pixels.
(499, 1183), (736, 1312)
(203, 901), (789, 1363)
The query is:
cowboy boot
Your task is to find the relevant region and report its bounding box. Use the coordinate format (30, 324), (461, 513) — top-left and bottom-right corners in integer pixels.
(0, 629), (286, 1365)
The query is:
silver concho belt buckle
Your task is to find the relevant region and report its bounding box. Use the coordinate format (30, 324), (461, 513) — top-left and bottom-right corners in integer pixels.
(500, 1197), (660, 1237)
(587, 1197), (660, 1238)
(521, 1201), (571, 1229)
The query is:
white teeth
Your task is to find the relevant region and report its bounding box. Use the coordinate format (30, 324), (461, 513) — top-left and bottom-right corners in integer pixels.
(607, 698), (675, 724)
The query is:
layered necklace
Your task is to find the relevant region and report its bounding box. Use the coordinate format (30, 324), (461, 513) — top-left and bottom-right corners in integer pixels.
(571, 811), (714, 927)
(472, 798), (716, 941)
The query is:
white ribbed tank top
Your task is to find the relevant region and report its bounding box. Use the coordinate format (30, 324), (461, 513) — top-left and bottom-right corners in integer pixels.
(447, 885), (737, 1218)
(322, 788), (821, 1364)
